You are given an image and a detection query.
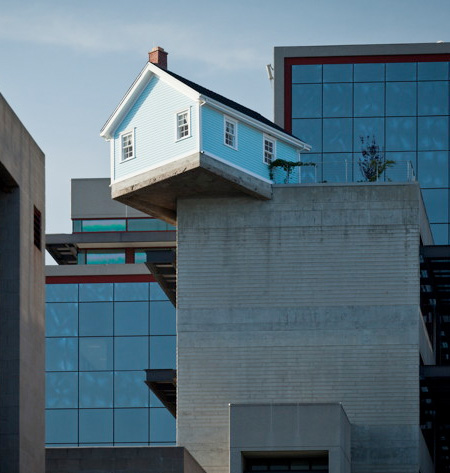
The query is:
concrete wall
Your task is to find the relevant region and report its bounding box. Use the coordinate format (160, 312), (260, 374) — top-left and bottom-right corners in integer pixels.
(177, 183), (423, 473)
(0, 94), (45, 472)
(46, 447), (206, 473)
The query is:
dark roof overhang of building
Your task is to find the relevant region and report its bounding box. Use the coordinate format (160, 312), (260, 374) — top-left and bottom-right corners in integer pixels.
(145, 369), (177, 418)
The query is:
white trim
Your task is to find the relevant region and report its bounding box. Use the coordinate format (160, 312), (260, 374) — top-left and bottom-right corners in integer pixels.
(111, 150), (198, 185)
(101, 63), (201, 139)
(201, 97), (311, 151)
(197, 100), (205, 153)
(263, 134), (276, 164)
(109, 139), (115, 181)
(175, 108), (191, 142)
(119, 129), (135, 162)
(202, 151), (273, 184)
(223, 115), (238, 150)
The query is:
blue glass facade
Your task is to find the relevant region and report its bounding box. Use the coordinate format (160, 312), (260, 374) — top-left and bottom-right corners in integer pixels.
(45, 281), (176, 446)
(290, 61), (450, 244)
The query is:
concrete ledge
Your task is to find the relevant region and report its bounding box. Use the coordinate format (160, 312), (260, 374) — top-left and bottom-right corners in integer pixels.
(46, 446), (206, 473)
(111, 152), (273, 224)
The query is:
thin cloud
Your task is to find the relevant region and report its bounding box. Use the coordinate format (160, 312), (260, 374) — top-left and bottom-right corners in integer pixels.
(0, 10), (265, 72)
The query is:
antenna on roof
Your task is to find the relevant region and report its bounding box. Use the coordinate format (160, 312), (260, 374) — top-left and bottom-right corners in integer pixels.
(266, 64), (274, 81)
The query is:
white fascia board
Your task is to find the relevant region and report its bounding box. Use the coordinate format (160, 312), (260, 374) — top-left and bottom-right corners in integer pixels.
(100, 62), (201, 140)
(201, 96), (311, 151)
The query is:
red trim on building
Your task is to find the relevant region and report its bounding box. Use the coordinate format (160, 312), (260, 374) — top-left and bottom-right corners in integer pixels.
(284, 52), (450, 136)
(46, 274), (155, 284)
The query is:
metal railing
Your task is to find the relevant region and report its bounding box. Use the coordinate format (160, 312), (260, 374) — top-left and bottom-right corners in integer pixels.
(271, 159), (416, 185)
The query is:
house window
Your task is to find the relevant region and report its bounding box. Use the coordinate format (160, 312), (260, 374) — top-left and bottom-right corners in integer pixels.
(224, 117), (237, 149)
(263, 136), (276, 164)
(176, 110), (190, 140)
(121, 131), (134, 161)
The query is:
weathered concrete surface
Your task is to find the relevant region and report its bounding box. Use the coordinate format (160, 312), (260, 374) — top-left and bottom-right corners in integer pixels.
(230, 403), (350, 473)
(0, 94), (45, 472)
(111, 152), (272, 224)
(46, 446), (206, 473)
(177, 183), (425, 473)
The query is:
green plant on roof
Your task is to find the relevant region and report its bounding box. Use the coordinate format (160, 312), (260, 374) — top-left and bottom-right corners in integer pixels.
(359, 136), (395, 182)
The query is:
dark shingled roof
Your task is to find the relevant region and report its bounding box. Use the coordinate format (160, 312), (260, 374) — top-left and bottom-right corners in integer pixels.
(161, 67), (304, 143)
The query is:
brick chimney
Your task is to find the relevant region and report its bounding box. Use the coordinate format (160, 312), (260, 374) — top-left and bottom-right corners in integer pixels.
(148, 46), (168, 70)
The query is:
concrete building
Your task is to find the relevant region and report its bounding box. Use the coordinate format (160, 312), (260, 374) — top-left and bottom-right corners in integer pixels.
(45, 178), (177, 447)
(0, 94), (45, 472)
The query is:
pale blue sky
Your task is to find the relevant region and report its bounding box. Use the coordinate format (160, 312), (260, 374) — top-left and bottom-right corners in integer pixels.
(1, 0), (449, 238)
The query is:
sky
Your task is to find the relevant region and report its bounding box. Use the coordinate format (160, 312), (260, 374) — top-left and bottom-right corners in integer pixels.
(1, 0), (450, 245)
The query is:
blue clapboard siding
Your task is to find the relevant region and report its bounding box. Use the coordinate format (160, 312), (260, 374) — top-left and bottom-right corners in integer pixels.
(201, 105), (300, 181)
(113, 76), (197, 181)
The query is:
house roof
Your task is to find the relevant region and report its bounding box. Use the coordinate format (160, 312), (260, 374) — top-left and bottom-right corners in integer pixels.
(161, 67), (301, 140)
(101, 62), (309, 149)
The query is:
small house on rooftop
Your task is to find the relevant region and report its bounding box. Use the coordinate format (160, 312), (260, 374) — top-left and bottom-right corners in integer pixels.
(100, 47), (310, 224)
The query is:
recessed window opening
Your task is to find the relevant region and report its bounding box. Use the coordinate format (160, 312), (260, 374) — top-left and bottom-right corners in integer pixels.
(34, 206), (42, 250)
(244, 455), (328, 473)
(176, 110), (190, 140)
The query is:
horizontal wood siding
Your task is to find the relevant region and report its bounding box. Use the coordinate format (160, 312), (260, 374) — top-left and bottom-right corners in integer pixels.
(201, 106), (299, 181)
(113, 76), (197, 181)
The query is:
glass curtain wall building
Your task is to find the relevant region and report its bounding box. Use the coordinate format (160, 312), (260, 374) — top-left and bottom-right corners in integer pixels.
(274, 44), (450, 244)
(45, 178), (176, 446)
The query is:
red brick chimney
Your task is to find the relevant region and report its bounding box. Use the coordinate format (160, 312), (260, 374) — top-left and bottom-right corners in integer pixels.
(148, 46), (168, 70)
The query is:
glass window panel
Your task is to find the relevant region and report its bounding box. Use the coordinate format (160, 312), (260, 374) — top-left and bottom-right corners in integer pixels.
(150, 282), (168, 301)
(291, 84), (322, 118)
(323, 83), (352, 117)
(418, 116), (449, 151)
(385, 152), (417, 179)
(150, 391), (164, 408)
(354, 63), (385, 82)
(46, 338), (78, 371)
(150, 301), (176, 335)
(79, 409), (113, 443)
(128, 218), (167, 231)
(418, 62), (449, 80)
(354, 83), (385, 117)
(81, 219), (126, 232)
(46, 372), (78, 408)
(292, 119), (322, 152)
(323, 64), (352, 82)
(150, 336), (176, 369)
(46, 303), (78, 337)
(114, 282), (149, 301)
(418, 151), (449, 187)
(79, 337), (113, 371)
(150, 408), (176, 443)
(45, 409), (78, 444)
(299, 153), (321, 184)
(79, 283), (113, 302)
(422, 189), (449, 222)
(114, 371), (149, 407)
(79, 372), (113, 408)
(291, 64), (322, 83)
(323, 154), (352, 183)
(323, 118), (352, 152)
(135, 251), (147, 263)
(418, 82), (449, 115)
(386, 117), (416, 151)
(85, 250), (125, 265)
(386, 82), (416, 116)
(72, 220), (82, 232)
(79, 302), (113, 336)
(353, 118), (385, 151)
(386, 62), (417, 81)
(430, 224), (449, 244)
(115, 301), (149, 336)
(77, 251), (86, 264)
(114, 408), (149, 443)
(46, 284), (78, 303)
(115, 337), (149, 370)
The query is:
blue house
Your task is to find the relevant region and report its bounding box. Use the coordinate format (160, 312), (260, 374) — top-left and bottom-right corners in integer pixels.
(100, 47), (310, 224)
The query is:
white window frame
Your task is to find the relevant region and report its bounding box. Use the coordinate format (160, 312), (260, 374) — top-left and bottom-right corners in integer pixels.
(120, 129), (135, 162)
(176, 108), (191, 141)
(263, 135), (276, 164)
(224, 116), (238, 150)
